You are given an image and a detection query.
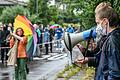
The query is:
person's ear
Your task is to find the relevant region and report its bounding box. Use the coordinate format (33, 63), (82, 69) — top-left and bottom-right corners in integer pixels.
(103, 18), (109, 25)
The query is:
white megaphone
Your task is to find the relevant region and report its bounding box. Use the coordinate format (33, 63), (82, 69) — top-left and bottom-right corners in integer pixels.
(64, 28), (96, 51)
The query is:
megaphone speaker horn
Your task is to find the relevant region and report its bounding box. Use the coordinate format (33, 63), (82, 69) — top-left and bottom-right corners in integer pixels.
(64, 32), (84, 51)
(63, 29), (96, 51)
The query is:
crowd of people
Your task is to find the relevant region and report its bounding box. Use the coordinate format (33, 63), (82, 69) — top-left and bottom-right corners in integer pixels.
(33, 22), (77, 55)
(0, 23), (12, 63)
(0, 21), (77, 62)
(0, 21), (76, 80)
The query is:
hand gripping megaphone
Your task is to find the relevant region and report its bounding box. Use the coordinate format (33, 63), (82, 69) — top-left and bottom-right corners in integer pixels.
(63, 28), (96, 51)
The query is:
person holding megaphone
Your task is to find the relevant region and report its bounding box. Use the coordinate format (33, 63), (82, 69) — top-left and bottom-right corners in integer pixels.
(76, 2), (120, 80)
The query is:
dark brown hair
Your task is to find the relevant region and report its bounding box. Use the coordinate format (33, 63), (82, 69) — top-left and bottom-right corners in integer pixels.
(16, 27), (24, 36)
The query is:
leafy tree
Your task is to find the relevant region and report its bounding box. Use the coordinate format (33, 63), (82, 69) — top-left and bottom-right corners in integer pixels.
(28, 0), (60, 26)
(27, 0), (35, 15)
(27, 0), (120, 28)
(61, 0), (120, 29)
(0, 7), (3, 15)
(0, 5), (30, 24)
(28, 0), (49, 26)
(48, 5), (60, 23)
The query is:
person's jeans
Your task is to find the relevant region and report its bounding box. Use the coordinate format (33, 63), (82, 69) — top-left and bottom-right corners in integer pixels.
(56, 39), (61, 49)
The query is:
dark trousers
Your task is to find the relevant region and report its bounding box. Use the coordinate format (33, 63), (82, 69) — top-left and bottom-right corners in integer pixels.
(39, 45), (42, 52)
(1, 48), (8, 63)
(45, 44), (49, 55)
(50, 43), (52, 53)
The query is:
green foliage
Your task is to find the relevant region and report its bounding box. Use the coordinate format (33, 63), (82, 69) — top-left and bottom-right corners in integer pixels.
(28, 0), (120, 28)
(28, 0), (54, 26)
(29, 14), (42, 23)
(28, 0), (70, 26)
(0, 5), (30, 24)
(81, 67), (95, 80)
(49, 20), (55, 25)
(57, 64), (95, 80)
(27, 0), (35, 15)
(0, 7), (3, 15)
(61, 0), (120, 29)
(48, 5), (60, 22)
(57, 64), (81, 79)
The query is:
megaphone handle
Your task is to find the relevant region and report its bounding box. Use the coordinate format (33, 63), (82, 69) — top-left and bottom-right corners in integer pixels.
(84, 30), (93, 60)
(67, 33), (73, 63)
(70, 51), (73, 63)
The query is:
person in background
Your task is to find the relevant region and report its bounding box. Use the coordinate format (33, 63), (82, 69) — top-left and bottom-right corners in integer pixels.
(0, 25), (3, 57)
(1, 25), (10, 64)
(49, 28), (55, 53)
(66, 24), (75, 33)
(33, 23), (43, 57)
(7, 23), (13, 32)
(0, 25), (3, 47)
(55, 26), (63, 50)
(10, 27), (28, 80)
(37, 23), (43, 53)
(43, 28), (50, 55)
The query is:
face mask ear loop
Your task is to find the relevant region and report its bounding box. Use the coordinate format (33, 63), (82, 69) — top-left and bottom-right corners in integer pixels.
(106, 22), (109, 34)
(106, 25), (107, 34)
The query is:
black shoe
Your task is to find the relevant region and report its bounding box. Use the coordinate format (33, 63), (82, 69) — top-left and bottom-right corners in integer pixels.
(26, 67), (29, 74)
(2, 60), (4, 64)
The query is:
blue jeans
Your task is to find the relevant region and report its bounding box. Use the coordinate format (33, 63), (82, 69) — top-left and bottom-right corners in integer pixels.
(56, 39), (61, 48)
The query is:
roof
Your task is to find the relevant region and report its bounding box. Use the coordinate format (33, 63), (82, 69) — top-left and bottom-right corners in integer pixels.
(0, 0), (27, 6)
